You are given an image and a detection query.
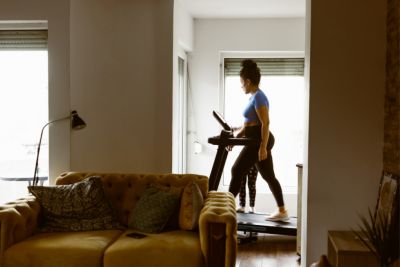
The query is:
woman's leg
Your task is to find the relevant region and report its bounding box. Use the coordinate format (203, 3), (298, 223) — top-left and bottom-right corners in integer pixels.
(255, 150), (285, 207)
(239, 175), (247, 208)
(229, 146), (258, 197)
(247, 165), (258, 208)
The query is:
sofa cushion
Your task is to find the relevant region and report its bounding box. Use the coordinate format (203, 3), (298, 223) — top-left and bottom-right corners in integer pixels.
(104, 230), (204, 267)
(2, 230), (123, 267)
(128, 186), (181, 233)
(180, 182), (204, 230)
(28, 176), (121, 232)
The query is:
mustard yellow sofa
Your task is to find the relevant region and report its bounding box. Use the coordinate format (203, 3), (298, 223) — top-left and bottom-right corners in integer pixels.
(0, 172), (237, 267)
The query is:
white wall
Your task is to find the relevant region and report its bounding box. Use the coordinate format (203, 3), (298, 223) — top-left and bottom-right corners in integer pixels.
(174, 0), (193, 52)
(0, 0), (71, 182)
(0, 0), (175, 181)
(188, 18), (305, 214)
(69, 0), (174, 174)
(172, 0), (193, 172)
(303, 0), (386, 265)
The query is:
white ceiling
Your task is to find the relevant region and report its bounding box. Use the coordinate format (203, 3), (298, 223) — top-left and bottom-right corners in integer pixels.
(179, 0), (306, 19)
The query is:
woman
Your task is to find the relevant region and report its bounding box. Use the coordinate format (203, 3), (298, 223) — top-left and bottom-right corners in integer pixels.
(229, 59), (288, 222)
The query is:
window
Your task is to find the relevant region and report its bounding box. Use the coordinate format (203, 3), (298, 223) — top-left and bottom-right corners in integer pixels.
(0, 28), (48, 203)
(223, 58), (305, 194)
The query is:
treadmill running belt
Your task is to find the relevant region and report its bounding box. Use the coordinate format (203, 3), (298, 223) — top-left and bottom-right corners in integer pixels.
(237, 212), (297, 236)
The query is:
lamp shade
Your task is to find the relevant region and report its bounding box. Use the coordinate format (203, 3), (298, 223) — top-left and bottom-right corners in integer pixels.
(71, 110), (86, 130)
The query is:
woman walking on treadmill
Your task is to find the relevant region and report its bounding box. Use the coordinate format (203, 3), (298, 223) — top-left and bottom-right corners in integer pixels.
(229, 59), (288, 222)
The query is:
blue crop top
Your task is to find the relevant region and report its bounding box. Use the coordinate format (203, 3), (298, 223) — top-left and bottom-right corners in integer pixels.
(243, 89), (269, 124)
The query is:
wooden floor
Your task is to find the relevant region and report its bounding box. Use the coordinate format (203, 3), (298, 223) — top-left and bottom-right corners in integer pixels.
(236, 233), (301, 267)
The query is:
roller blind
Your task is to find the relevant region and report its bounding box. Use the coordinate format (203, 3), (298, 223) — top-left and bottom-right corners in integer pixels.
(224, 58), (304, 76)
(0, 30), (48, 50)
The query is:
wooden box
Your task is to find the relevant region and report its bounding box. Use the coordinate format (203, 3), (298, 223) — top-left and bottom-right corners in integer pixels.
(327, 231), (379, 267)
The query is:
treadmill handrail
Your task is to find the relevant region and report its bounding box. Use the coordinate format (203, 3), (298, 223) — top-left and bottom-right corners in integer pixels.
(208, 136), (260, 146)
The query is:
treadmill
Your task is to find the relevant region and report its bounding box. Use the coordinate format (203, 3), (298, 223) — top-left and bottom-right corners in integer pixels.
(208, 111), (297, 242)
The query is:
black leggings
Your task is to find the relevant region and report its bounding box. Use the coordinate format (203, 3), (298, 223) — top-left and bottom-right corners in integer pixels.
(239, 165), (258, 207)
(229, 126), (285, 207)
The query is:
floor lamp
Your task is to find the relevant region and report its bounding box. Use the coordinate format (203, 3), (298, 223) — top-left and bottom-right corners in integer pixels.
(32, 110), (86, 186)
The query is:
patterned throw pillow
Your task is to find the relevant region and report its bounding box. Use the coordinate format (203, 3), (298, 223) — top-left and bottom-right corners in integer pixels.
(160, 183), (182, 231)
(28, 176), (121, 232)
(128, 187), (180, 233)
(179, 182), (204, 230)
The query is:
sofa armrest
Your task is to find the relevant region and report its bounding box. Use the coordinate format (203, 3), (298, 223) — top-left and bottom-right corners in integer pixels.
(0, 196), (40, 261)
(199, 191), (237, 267)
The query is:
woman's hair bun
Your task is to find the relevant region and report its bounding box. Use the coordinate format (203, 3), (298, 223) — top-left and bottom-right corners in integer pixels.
(240, 59), (261, 85)
(241, 59), (257, 69)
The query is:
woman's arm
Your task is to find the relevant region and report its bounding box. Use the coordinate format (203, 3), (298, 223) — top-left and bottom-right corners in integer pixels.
(226, 125), (245, 151)
(255, 106), (270, 161)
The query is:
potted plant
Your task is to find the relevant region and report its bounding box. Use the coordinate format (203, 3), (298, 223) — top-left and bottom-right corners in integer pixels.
(353, 206), (399, 267)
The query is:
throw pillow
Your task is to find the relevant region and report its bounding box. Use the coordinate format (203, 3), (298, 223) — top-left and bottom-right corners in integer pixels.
(179, 182), (204, 230)
(163, 197), (181, 231)
(128, 186), (180, 233)
(150, 183), (183, 231)
(28, 176), (121, 232)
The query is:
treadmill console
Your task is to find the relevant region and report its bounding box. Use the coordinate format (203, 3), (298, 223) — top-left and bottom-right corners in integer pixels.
(212, 110), (232, 131)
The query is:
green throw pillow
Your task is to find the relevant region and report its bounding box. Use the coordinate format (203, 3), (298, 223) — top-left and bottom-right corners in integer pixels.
(28, 176), (121, 232)
(128, 187), (180, 233)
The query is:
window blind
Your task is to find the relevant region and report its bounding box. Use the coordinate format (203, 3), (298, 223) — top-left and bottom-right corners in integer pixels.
(224, 58), (304, 76)
(0, 30), (48, 50)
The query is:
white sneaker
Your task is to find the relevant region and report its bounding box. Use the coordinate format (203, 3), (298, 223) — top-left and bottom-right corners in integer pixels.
(237, 206), (245, 213)
(249, 207), (256, 213)
(265, 210), (289, 222)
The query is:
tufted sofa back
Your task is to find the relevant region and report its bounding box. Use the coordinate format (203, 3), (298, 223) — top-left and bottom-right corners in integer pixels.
(55, 172), (208, 226)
